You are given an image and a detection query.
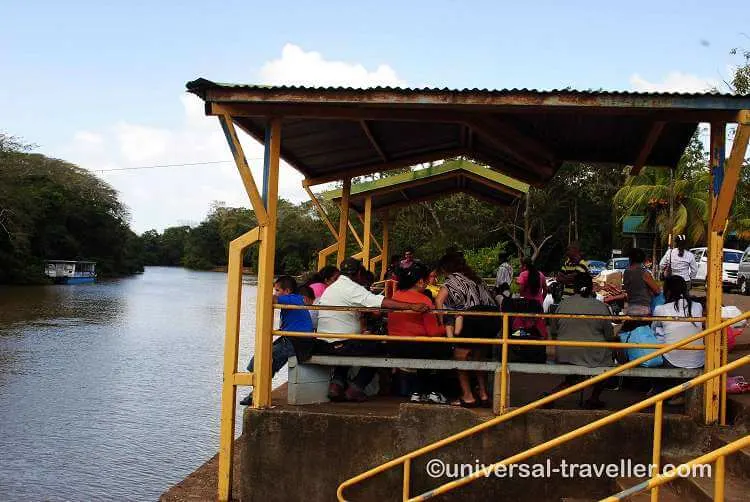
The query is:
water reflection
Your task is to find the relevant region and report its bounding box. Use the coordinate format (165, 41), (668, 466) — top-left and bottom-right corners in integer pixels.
(0, 267), (261, 501)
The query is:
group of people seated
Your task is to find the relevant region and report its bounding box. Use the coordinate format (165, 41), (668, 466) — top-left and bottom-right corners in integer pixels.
(239, 244), (705, 411)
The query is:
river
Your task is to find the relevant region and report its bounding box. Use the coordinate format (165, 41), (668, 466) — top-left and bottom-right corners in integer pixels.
(0, 267), (283, 501)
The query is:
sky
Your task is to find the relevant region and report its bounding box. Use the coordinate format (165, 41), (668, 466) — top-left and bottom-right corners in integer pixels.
(2, 0), (749, 232)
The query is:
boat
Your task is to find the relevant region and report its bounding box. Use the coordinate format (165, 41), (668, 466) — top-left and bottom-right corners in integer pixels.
(44, 260), (96, 284)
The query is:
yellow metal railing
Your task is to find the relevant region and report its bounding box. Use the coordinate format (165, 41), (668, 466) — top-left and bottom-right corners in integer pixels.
(330, 310), (750, 501)
(601, 434), (750, 502)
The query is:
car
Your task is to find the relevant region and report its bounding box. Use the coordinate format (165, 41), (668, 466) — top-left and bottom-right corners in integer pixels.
(738, 246), (750, 295)
(690, 247), (744, 289)
(607, 257), (630, 271)
(587, 260), (606, 276)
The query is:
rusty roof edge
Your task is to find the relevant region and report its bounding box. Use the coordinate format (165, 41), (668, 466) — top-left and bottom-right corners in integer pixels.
(187, 78), (750, 104)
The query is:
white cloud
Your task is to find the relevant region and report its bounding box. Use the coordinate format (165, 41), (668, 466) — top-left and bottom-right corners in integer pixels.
(260, 43), (405, 87)
(62, 94), (306, 233)
(629, 71), (718, 92)
(61, 44), (404, 233)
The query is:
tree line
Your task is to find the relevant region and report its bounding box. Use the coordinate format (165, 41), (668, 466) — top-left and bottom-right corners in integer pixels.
(0, 134), (144, 284)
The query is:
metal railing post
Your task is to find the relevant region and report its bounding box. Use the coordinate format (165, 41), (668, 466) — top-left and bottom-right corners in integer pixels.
(651, 401), (663, 502)
(402, 458), (411, 502)
(714, 455), (725, 502)
(499, 314), (510, 414)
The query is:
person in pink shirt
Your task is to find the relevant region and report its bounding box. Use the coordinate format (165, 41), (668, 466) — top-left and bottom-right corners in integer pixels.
(517, 258), (547, 306)
(306, 265), (340, 298)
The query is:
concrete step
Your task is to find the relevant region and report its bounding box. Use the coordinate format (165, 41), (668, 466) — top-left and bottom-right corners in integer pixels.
(711, 431), (750, 479)
(613, 477), (682, 502)
(664, 453), (750, 502)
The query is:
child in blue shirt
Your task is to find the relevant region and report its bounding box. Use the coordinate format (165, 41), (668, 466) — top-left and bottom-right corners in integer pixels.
(240, 276), (314, 406)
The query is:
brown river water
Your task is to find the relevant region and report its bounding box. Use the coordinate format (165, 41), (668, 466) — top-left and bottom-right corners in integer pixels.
(0, 267), (277, 501)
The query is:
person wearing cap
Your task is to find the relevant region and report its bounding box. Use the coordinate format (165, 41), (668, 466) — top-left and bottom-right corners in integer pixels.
(659, 235), (697, 289)
(316, 257), (429, 402)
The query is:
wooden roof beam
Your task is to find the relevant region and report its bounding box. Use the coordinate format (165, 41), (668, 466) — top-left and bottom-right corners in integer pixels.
(303, 146), (468, 186)
(465, 117), (555, 179)
(360, 120), (388, 162)
(630, 121), (666, 175)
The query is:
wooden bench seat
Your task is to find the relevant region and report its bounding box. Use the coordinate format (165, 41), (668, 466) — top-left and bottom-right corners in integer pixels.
(286, 356), (701, 406)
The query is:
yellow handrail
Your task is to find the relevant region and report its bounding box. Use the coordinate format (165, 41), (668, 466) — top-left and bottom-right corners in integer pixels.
(600, 434), (750, 502)
(336, 310), (750, 501)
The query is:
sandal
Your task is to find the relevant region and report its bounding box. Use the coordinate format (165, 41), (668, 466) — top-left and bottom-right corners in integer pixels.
(479, 397), (491, 408)
(451, 398), (478, 408)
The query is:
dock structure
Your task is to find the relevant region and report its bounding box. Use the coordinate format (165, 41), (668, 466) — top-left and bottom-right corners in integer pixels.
(316, 158), (528, 277)
(186, 79), (750, 502)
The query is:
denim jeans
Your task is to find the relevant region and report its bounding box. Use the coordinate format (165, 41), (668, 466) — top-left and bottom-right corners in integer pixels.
(246, 336), (297, 376)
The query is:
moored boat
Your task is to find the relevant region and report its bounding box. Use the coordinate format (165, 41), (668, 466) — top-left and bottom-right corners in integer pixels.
(44, 260), (96, 284)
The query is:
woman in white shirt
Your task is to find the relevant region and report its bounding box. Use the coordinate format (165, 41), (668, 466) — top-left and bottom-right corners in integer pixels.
(658, 235), (698, 288)
(651, 275), (704, 405)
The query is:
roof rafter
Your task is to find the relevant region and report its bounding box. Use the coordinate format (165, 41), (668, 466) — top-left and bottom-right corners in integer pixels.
(359, 120), (388, 162)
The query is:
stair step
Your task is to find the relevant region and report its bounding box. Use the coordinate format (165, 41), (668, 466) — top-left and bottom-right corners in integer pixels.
(711, 431), (750, 479)
(614, 477), (682, 502)
(663, 453), (750, 502)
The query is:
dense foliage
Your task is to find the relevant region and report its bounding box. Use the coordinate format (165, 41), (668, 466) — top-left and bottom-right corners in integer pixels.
(0, 134), (144, 284)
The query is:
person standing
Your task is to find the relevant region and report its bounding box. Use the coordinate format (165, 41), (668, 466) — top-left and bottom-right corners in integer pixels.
(623, 248), (661, 316)
(659, 235), (698, 289)
(557, 242), (590, 296)
(494, 252), (514, 290)
(400, 247), (416, 269)
(435, 251), (499, 407)
(517, 258), (547, 306)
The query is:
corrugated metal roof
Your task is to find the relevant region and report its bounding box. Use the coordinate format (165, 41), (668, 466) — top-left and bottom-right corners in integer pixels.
(187, 78), (750, 185)
(322, 159), (526, 212)
(187, 78), (746, 98)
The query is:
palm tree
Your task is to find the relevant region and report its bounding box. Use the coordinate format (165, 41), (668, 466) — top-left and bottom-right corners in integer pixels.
(614, 136), (709, 267)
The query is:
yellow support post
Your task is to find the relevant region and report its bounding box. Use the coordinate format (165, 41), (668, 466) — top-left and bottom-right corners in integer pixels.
(217, 227), (261, 502)
(715, 455), (726, 502)
(253, 118), (282, 410)
(337, 178), (351, 266)
(304, 185), (339, 240)
(499, 314), (510, 414)
(380, 210), (390, 280)
(362, 196), (373, 268)
(705, 122), (725, 424)
(711, 120), (749, 231)
(318, 243), (338, 270)
(651, 401), (663, 502)
(402, 458), (411, 502)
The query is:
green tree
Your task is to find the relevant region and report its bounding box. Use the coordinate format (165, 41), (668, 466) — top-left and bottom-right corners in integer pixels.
(0, 133), (144, 283)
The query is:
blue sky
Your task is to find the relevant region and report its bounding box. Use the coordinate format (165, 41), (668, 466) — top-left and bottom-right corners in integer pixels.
(2, 0), (749, 231)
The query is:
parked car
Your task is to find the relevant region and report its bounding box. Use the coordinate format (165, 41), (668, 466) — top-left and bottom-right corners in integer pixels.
(690, 247), (744, 289)
(738, 246), (750, 295)
(607, 257), (629, 271)
(587, 260), (606, 276)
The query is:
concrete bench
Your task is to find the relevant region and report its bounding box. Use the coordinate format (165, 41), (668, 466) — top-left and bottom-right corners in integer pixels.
(287, 355), (702, 407)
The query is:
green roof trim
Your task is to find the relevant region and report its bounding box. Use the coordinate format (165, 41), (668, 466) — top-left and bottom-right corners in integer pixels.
(622, 215), (654, 234)
(322, 159), (528, 201)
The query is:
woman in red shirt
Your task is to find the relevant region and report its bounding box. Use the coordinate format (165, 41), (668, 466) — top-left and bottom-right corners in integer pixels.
(388, 263), (450, 404)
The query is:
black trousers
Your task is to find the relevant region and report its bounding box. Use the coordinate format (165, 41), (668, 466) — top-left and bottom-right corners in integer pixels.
(388, 342), (454, 396)
(315, 339), (384, 391)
